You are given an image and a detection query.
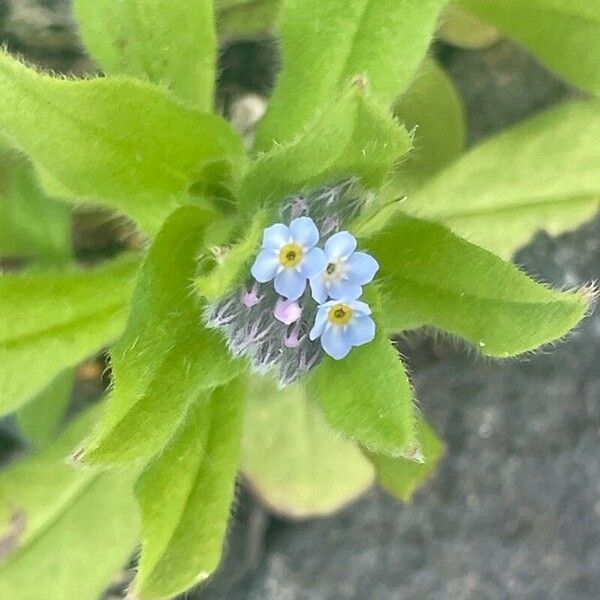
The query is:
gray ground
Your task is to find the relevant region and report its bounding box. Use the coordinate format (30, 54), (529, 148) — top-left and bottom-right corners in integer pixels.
(1, 3), (599, 599)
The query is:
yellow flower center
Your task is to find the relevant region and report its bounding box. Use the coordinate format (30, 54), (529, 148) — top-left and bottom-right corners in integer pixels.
(279, 243), (304, 268)
(328, 303), (353, 326)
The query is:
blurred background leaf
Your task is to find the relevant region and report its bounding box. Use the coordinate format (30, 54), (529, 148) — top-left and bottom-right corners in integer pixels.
(74, 0), (217, 110)
(392, 59), (466, 194)
(15, 369), (75, 448)
(217, 0), (282, 39)
(0, 406), (140, 600)
(242, 377), (374, 518)
(460, 0), (600, 95)
(0, 255), (138, 416)
(403, 101), (600, 259)
(367, 415), (445, 502)
(0, 158), (71, 264)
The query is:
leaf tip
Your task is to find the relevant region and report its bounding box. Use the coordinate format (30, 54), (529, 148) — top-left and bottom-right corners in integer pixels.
(351, 73), (370, 92)
(578, 281), (599, 312)
(68, 446), (86, 465)
(400, 441), (425, 464)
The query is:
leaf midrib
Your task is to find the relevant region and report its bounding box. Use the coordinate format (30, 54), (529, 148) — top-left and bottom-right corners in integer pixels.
(1, 472), (98, 566)
(387, 272), (583, 309)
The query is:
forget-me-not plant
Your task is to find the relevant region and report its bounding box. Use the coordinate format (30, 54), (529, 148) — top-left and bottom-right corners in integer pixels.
(205, 178), (380, 383)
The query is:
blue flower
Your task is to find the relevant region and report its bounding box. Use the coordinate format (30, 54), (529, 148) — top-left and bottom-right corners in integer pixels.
(309, 299), (376, 360)
(251, 217), (326, 300)
(309, 231), (379, 303)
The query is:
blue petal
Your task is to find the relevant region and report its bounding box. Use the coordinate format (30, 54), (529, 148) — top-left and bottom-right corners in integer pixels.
(325, 231), (357, 260)
(346, 251), (379, 284)
(309, 307), (329, 340)
(328, 280), (363, 301)
(348, 299), (372, 317)
(309, 275), (329, 304)
(346, 315), (376, 346)
(321, 326), (352, 360)
(290, 216), (320, 248)
(274, 268), (306, 300)
(299, 247), (326, 278)
(251, 249), (279, 282)
(262, 223), (290, 248)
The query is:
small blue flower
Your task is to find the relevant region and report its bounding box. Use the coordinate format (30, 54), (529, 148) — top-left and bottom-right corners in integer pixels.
(309, 231), (379, 303)
(309, 299), (376, 360)
(251, 217), (326, 301)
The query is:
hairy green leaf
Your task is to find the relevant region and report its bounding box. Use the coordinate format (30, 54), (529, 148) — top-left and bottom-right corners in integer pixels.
(196, 209), (267, 300)
(367, 415), (445, 502)
(308, 289), (417, 457)
(0, 160), (71, 263)
(0, 50), (244, 234)
(74, 0), (217, 110)
(404, 101), (600, 258)
(461, 0), (600, 95)
(256, 0), (449, 147)
(16, 369), (75, 447)
(242, 376), (374, 517)
(368, 214), (591, 357)
(242, 88), (411, 214)
(82, 207), (242, 464)
(134, 378), (246, 600)
(0, 256), (139, 417)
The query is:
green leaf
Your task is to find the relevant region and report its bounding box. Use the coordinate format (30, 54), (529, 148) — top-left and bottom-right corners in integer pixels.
(307, 289), (417, 457)
(134, 377), (246, 600)
(196, 209), (267, 300)
(0, 407), (140, 600)
(0, 50), (244, 234)
(0, 160), (71, 263)
(217, 0), (281, 38)
(242, 87), (412, 214)
(368, 213), (591, 357)
(403, 101), (600, 259)
(460, 0), (600, 95)
(16, 368), (75, 447)
(82, 207), (242, 465)
(0, 256), (139, 417)
(242, 376), (374, 518)
(0, 406), (99, 553)
(392, 60), (466, 193)
(354, 60), (465, 239)
(367, 415), (445, 502)
(74, 0), (217, 110)
(256, 0), (449, 147)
